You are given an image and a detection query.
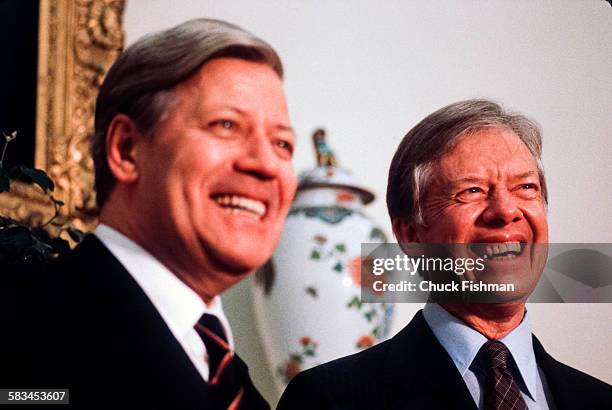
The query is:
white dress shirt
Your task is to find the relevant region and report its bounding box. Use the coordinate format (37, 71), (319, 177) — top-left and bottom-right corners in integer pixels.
(94, 224), (233, 382)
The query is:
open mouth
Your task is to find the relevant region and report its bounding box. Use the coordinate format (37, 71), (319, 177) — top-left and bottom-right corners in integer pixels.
(212, 194), (267, 219)
(469, 242), (525, 260)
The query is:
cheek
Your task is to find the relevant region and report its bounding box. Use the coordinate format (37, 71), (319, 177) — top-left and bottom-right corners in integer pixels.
(423, 212), (479, 244)
(441, 206), (481, 232)
(172, 146), (226, 187)
(279, 166), (297, 203)
(176, 136), (232, 166)
(521, 203), (549, 242)
(162, 156), (215, 212)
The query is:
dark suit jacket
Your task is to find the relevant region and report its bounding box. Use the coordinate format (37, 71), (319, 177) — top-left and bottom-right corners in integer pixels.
(278, 310), (612, 410)
(0, 235), (269, 409)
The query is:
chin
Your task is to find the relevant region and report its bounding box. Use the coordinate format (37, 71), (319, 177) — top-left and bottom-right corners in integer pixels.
(213, 250), (271, 276)
(198, 229), (278, 270)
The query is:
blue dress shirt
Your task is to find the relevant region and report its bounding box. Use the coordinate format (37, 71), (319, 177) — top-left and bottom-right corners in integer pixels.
(423, 303), (554, 410)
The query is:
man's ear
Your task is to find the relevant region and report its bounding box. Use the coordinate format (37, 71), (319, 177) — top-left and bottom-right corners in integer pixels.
(105, 114), (142, 184)
(392, 217), (424, 256)
(392, 217), (418, 243)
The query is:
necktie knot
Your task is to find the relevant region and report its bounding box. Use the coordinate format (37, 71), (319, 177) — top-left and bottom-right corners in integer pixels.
(197, 313), (228, 344)
(482, 340), (511, 370)
(479, 340), (528, 410)
(195, 313), (232, 385)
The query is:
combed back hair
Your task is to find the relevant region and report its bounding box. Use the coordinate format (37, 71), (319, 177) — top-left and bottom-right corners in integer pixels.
(386, 98), (547, 227)
(92, 18), (284, 207)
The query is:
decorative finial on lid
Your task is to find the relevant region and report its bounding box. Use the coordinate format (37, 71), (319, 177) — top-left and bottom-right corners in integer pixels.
(312, 128), (337, 167)
(299, 127), (375, 205)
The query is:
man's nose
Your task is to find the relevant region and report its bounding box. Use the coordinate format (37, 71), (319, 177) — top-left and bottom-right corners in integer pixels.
(481, 188), (523, 227)
(234, 129), (280, 179)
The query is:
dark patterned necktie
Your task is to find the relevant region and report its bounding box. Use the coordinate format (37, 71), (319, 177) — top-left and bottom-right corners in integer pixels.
(195, 313), (246, 409)
(480, 340), (528, 410)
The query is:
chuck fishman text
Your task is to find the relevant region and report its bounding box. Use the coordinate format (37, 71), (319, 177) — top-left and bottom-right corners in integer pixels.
(372, 280), (515, 293)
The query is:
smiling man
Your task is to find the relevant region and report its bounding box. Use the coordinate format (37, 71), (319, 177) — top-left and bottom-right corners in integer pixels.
(2, 19), (295, 409)
(278, 99), (611, 409)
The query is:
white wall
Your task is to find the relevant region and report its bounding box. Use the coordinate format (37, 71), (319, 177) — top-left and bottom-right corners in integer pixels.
(124, 0), (612, 403)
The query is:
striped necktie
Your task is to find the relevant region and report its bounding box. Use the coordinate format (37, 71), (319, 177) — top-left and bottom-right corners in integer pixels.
(481, 340), (528, 410)
(195, 313), (245, 409)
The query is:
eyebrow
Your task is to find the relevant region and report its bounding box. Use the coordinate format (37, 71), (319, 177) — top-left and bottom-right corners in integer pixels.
(447, 171), (538, 187)
(449, 177), (484, 185)
(512, 171), (537, 180)
(223, 106), (246, 115)
(445, 177), (486, 191)
(276, 124), (295, 134)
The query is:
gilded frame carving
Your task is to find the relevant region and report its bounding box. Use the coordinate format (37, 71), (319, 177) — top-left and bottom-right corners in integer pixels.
(0, 0), (125, 230)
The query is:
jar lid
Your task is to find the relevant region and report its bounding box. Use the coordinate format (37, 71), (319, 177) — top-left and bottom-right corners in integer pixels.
(297, 129), (375, 205)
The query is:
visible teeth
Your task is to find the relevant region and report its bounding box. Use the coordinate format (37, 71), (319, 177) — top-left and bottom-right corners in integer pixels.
(213, 195), (266, 218)
(481, 242), (522, 259)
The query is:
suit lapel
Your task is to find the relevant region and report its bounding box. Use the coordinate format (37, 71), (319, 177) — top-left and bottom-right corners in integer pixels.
(532, 335), (576, 410)
(382, 311), (478, 410)
(64, 235), (211, 406)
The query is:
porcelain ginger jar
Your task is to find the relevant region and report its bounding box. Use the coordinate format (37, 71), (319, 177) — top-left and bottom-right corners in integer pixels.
(252, 129), (393, 391)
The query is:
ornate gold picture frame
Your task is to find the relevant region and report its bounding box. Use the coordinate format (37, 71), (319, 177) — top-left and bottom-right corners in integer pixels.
(0, 0), (125, 230)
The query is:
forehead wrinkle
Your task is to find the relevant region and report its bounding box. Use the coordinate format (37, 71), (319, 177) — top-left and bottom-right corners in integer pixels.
(512, 170), (537, 180)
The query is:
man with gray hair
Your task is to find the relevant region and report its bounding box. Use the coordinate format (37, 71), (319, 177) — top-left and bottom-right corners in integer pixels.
(2, 18), (296, 409)
(279, 99), (611, 409)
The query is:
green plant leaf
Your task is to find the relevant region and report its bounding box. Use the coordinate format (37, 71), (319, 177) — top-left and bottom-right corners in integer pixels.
(310, 249), (321, 260)
(369, 227), (388, 242)
(304, 347), (316, 357)
(0, 143), (76, 265)
(289, 353), (303, 364)
(31, 237), (54, 256)
(305, 286), (318, 298)
(0, 226), (34, 250)
(31, 227), (51, 241)
(66, 227), (85, 243)
(335, 243), (347, 253)
(48, 237), (71, 255)
(364, 309), (377, 322)
(347, 295), (362, 309)
(11, 165), (54, 192)
(0, 216), (20, 228)
(24, 167), (55, 192)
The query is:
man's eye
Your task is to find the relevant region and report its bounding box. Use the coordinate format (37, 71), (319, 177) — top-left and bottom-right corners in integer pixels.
(456, 187), (485, 201)
(208, 119), (242, 137)
(215, 120), (234, 129)
(276, 139), (293, 152)
(517, 183), (541, 199)
(273, 138), (294, 159)
(209, 120), (237, 132)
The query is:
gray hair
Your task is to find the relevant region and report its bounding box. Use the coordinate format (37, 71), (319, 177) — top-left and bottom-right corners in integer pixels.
(386, 98), (547, 227)
(92, 18), (284, 207)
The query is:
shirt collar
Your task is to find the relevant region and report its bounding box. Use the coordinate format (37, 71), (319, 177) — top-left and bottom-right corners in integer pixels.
(94, 224), (233, 347)
(423, 303), (537, 399)
(423, 303), (487, 376)
(499, 308), (537, 400)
